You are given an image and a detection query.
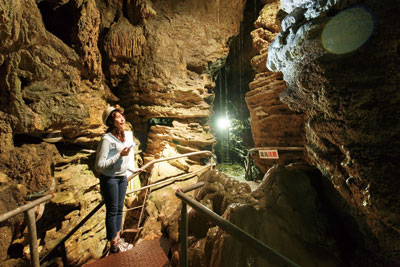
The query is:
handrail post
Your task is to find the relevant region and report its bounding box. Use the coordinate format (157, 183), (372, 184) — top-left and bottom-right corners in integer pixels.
(39, 151), (213, 264)
(40, 200), (104, 264)
(246, 151), (252, 180)
(25, 208), (40, 267)
(60, 243), (67, 266)
(180, 202), (188, 267)
(175, 185), (301, 267)
(0, 194), (53, 223)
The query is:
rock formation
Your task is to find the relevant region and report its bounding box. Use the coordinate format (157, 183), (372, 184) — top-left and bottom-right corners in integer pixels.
(0, 0), (399, 266)
(246, 0), (307, 173)
(0, 0), (246, 265)
(0, 143), (60, 265)
(267, 0), (400, 264)
(185, 167), (342, 267)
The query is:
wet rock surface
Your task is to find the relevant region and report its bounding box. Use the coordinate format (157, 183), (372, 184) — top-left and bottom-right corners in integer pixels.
(185, 167), (343, 267)
(0, 0), (245, 264)
(267, 0), (400, 264)
(0, 0), (398, 266)
(246, 0), (307, 173)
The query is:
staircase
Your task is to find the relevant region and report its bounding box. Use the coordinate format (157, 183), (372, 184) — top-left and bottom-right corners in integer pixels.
(83, 237), (171, 267)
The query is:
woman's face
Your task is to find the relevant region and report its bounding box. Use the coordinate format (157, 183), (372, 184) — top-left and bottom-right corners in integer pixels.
(113, 112), (125, 129)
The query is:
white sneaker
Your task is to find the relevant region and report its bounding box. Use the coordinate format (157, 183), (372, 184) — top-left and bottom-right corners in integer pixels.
(118, 238), (133, 251)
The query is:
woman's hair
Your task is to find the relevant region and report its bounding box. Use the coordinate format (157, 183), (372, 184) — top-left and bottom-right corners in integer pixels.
(106, 110), (125, 142)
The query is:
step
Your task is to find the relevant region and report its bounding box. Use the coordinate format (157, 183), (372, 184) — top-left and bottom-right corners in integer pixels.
(83, 237), (170, 267)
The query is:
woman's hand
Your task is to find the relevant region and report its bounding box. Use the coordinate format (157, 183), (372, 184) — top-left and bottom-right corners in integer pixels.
(120, 146), (131, 156)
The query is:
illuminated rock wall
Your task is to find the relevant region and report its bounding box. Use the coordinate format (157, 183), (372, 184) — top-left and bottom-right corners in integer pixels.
(187, 167), (341, 267)
(0, 0), (246, 265)
(246, 0), (307, 174)
(1, 0), (399, 266)
(267, 0), (400, 264)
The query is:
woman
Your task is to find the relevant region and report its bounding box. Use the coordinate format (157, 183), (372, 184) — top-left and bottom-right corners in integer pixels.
(95, 105), (134, 253)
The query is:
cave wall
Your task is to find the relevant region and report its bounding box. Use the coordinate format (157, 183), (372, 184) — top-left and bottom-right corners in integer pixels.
(0, 0), (107, 264)
(0, 0), (247, 265)
(246, 0), (307, 173)
(1, 0), (398, 266)
(0, 0), (107, 146)
(266, 0), (400, 264)
(104, 0), (247, 164)
(191, 167), (342, 267)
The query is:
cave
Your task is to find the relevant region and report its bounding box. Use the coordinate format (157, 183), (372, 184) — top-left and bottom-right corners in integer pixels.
(37, 0), (80, 48)
(211, 0), (259, 179)
(0, 0), (399, 266)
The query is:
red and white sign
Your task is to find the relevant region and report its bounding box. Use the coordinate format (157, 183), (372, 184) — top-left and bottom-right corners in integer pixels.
(259, 150), (279, 159)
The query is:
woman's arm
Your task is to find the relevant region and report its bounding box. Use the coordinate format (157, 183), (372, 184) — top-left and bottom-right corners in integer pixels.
(95, 138), (121, 173)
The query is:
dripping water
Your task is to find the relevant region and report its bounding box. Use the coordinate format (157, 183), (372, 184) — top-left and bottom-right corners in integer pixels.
(212, 0), (262, 179)
(224, 52), (230, 163)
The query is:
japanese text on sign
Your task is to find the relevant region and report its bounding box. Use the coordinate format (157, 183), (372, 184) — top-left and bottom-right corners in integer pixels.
(259, 150), (279, 159)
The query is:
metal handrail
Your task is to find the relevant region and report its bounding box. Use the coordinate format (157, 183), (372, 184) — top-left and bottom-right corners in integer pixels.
(40, 199), (106, 264)
(125, 164), (212, 195)
(176, 182), (301, 267)
(128, 150), (213, 183)
(0, 194), (54, 267)
(246, 146), (305, 180)
(40, 150), (213, 265)
(127, 150), (214, 241)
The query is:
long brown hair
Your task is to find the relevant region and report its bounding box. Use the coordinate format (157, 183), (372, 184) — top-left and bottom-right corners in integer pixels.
(106, 110), (125, 142)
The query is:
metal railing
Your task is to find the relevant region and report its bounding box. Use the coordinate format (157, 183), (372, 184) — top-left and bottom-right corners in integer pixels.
(125, 150), (214, 239)
(246, 146), (305, 180)
(125, 164), (211, 196)
(176, 182), (301, 267)
(39, 150), (213, 265)
(0, 194), (54, 267)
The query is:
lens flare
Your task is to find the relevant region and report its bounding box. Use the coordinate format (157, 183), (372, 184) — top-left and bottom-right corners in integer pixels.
(217, 117), (231, 130)
(322, 7), (375, 54)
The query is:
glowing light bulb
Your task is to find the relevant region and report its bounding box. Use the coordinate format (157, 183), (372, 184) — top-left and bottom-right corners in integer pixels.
(217, 117), (230, 130)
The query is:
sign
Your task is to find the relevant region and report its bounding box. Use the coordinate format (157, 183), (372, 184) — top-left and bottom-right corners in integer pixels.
(259, 149), (279, 159)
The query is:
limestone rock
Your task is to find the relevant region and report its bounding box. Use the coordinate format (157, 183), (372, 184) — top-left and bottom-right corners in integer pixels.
(0, 0), (248, 265)
(0, 115), (13, 153)
(188, 167), (340, 267)
(247, 0), (307, 174)
(267, 0), (400, 264)
(0, 183), (27, 263)
(76, 0), (103, 81)
(0, 143), (59, 264)
(0, 0), (110, 145)
(0, 143), (60, 195)
(40, 160), (106, 265)
(144, 120), (215, 181)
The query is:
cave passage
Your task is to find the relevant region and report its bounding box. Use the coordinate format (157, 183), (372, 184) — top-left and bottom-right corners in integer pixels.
(211, 0), (260, 179)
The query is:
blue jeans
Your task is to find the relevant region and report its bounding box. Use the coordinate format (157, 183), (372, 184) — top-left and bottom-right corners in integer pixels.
(99, 174), (127, 240)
